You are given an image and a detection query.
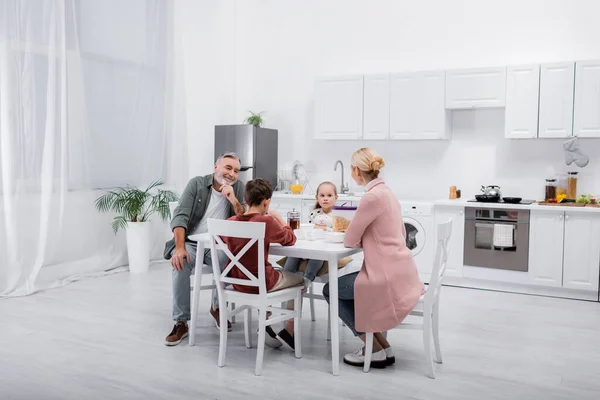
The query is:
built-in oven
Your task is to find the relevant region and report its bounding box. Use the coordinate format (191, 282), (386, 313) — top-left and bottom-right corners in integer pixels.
(464, 207), (530, 272)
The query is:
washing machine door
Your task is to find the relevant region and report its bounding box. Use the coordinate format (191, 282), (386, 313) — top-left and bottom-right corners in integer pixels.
(403, 217), (426, 256)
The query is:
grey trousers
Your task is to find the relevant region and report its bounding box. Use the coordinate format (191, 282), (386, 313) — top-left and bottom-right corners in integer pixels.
(172, 242), (226, 322)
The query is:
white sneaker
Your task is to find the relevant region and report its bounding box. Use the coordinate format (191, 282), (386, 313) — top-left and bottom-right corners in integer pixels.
(263, 326), (282, 349)
(384, 346), (395, 365)
(343, 347), (387, 368)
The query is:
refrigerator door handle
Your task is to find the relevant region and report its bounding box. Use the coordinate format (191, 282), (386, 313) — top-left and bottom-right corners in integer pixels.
(240, 166), (254, 172)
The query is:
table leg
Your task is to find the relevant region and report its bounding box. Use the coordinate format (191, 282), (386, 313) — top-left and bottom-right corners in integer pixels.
(328, 254), (340, 376)
(189, 240), (205, 346)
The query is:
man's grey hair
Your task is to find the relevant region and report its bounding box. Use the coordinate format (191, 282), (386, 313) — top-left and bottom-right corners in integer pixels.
(216, 151), (241, 164)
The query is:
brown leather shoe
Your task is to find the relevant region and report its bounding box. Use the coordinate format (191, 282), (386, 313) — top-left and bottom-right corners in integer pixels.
(210, 306), (232, 332)
(165, 322), (189, 346)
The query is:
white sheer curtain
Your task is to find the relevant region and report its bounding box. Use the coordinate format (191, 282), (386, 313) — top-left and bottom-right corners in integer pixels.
(0, 0), (188, 297)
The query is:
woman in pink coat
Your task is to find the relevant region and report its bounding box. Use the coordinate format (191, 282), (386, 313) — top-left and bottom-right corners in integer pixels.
(323, 148), (424, 369)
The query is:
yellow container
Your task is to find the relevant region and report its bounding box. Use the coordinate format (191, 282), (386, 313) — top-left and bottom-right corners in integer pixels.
(290, 184), (303, 194)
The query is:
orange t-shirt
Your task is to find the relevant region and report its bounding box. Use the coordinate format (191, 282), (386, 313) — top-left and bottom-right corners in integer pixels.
(224, 213), (296, 293)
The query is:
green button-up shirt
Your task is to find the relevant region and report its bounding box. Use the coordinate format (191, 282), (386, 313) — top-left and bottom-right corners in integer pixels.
(163, 174), (245, 259)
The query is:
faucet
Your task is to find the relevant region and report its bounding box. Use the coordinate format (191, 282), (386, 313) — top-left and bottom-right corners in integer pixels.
(334, 160), (349, 194)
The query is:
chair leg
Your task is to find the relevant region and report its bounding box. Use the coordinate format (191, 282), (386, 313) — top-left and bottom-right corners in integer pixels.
(218, 298), (228, 368)
(189, 272), (203, 346)
(294, 291), (302, 359)
(326, 304), (331, 341)
(231, 302), (236, 324)
(363, 333), (373, 373)
(423, 310), (435, 379)
(308, 283), (316, 322)
(244, 308), (252, 349)
(432, 302), (442, 364)
(255, 308), (267, 376)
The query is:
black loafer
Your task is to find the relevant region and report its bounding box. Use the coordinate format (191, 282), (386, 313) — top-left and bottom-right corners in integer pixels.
(277, 328), (295, 351)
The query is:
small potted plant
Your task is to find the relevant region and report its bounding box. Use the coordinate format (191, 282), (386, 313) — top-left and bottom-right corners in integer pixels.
(244, 110), (266, 127)
(95, 179), (178, 273)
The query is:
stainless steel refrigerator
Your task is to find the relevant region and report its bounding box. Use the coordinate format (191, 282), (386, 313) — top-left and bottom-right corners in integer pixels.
(214, 125), (278, 189)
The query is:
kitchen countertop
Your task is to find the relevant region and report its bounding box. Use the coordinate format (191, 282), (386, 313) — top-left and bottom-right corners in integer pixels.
(434, 198), (600, 213)
(273, 191), (365, 202)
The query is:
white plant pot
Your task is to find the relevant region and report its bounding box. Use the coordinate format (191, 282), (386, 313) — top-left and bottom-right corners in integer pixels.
(126, 221), (151, 273)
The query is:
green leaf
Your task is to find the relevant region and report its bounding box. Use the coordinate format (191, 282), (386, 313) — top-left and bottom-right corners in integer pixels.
(95, 179), (180, 228)
(111, 216), (128, 234)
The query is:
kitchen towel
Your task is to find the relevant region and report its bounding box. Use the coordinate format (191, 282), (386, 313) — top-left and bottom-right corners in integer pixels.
(563, 137), (589, 168)
(493, 224), (515, 247)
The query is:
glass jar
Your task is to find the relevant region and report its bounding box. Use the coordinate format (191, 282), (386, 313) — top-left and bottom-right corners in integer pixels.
(567, 172), (578, 199)
(544, 178), (557, 201)
(287, 209), (301, 230)
(556, 174), (567, 199)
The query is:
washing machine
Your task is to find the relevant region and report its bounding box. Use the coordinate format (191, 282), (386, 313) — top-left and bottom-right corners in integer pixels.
(400, 201), (435, 282)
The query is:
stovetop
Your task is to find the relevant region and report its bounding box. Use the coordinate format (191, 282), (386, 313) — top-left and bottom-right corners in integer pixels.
(467, 199), (535, 205)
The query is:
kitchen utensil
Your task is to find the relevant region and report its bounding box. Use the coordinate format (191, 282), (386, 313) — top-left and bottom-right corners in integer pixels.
(290, 180), (303, 194)
(537, 201), (585, 207)
(544, 178), (557, 201)
(287, 209), (301, 230)
(567, 172), (578, 199)
(481, 185), (502, 198)
(449, 186), (457, 200)
(475, 194), (500, 202)
(502, 197), (522, 204)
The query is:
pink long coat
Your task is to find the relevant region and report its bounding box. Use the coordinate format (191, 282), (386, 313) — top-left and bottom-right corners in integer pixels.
(344, 179), (424, 333)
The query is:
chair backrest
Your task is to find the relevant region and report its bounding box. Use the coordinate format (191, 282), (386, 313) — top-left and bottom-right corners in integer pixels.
(208, 218), (268, 296)
(424, 218), (452, 306)
(169, 201), (179, 220)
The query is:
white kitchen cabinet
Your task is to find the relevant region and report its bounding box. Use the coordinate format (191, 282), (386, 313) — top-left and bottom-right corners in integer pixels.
(573, 60), (600, 138)
(528, 210), (565, 287)
(434, 206), (465, 277)
(538, 62), (575, 138)
(445, 67), (506, 109)
(562, 212), (600, 292)
(390, 71), (449, 140)
(363, 74), (390, 140)
(505, 65), (540, 139)
(389, 73), (414, 140)
(314, 75), (364, 140)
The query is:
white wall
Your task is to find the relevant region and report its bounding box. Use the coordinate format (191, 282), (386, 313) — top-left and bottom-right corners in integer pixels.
(175, 0), (236, 177)
(222, 0), (600, 200)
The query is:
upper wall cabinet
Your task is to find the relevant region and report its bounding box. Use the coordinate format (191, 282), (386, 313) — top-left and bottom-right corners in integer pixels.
(390, 71), (449, 140)
(538, 62), (575, 138)
(505, 65), (540, 139)
(445, 67), (506, 109)
(363, 74), (390, 140)
(573, 60), (600, 138)
(314, 75), (364, 140)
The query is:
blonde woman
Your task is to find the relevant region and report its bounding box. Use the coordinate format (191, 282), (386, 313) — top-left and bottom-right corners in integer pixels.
(323, 148), (424, 368)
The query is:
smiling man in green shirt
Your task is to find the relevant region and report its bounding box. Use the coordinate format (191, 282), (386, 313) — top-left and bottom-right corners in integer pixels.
(163, 152), (245, 346)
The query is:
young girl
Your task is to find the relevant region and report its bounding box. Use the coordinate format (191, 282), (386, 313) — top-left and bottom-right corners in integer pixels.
(283, 181), (338, 281)
(276, 181), (338, 349)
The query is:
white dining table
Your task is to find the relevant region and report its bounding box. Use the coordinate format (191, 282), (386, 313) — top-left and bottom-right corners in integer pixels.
(188, 232), (363, 376)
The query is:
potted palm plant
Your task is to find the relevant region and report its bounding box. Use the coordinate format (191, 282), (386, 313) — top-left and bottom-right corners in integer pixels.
(95, 179), (178, 273)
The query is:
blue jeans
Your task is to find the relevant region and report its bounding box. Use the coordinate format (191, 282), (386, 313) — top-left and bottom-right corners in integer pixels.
(323, 272), (362, 337)
(171, 242), (225, 322)
(283, 257), (324, 282)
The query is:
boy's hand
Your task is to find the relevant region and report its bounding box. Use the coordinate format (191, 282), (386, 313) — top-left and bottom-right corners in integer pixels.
(267, 209), (286, 226)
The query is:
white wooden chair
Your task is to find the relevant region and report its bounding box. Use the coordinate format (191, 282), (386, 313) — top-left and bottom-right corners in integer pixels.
(363, 219), (452, 378)
(168, 201), (230, 345)
(208, 218), (303, 376)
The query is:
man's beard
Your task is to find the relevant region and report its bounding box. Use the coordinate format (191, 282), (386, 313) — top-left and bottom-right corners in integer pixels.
(215, 171), (236, 186)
